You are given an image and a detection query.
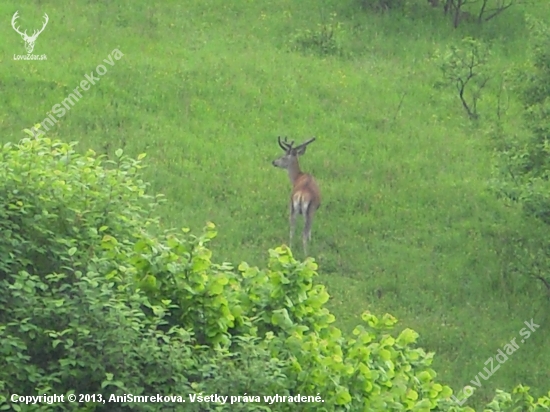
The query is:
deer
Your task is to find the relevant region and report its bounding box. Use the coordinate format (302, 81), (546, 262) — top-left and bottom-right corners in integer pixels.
(272, 136), (321, 256)
(11, 11), (49, 54)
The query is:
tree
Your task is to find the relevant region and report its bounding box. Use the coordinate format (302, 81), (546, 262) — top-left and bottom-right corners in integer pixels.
(437, 37), (492, 119)
(477, 0), (514, 22)
(438, 0), (527, 28)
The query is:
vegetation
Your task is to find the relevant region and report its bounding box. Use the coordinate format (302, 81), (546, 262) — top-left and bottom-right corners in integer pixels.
(436, 37), (491, 119)
(1, 0), (550, 410)
(428, 0), (529, 28)
(490, 16), (550, 299)
(492, 16), (550, 223)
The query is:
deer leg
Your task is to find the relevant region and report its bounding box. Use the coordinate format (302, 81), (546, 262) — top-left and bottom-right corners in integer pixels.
(303, 209), (314, 256)
(289, 202), (297, 248)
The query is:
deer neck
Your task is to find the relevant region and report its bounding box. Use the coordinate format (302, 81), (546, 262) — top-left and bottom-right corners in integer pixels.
(287, 158), (302, 185)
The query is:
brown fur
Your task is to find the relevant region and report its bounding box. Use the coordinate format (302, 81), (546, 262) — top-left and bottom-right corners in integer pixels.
(292, 174), (321, 214)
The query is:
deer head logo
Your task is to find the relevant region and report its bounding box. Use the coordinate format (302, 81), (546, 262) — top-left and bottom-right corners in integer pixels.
(11, 11), (49, 54)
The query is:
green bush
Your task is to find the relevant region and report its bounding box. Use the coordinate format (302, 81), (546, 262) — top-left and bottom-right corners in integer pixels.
(0, 133), (290, 411)
(492, 17), (550, 223)
(289, 13), (345, 57)
(0, 130), (162, 281)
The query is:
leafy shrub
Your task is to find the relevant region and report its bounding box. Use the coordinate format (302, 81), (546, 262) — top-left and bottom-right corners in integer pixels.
(289, 13), (345, 57)
(103, 223), (550, 410)
(0, 130), (163, 282)
(0, 133), (290, 411)
(0, 267), (197, 411)
(492, 17), (550, 223)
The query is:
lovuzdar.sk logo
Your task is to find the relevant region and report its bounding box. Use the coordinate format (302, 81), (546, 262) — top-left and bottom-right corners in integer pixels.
(11, 10), (49, 60)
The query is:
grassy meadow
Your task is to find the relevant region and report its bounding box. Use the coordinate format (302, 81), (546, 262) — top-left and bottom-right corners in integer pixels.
(1, 0), (549, 407)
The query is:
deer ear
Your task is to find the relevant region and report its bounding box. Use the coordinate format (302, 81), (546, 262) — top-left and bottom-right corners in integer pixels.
(296, 145), (308, 156)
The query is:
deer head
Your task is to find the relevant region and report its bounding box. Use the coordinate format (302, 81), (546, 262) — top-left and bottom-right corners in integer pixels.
(12, 11), (49, 54)
(272, 136), (316, 170)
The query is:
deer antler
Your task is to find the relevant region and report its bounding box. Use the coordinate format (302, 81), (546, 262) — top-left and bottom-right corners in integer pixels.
(11, 11), (27, 37)
(278, 136), (294, 151)
(295, 137), (316, 150)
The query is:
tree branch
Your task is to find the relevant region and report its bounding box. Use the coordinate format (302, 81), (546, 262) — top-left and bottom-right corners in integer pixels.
(483, 1), (513, 21)
(534, 275), (550, 295)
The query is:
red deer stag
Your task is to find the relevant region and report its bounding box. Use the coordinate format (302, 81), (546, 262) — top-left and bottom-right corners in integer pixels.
(272, 136), (321, 256)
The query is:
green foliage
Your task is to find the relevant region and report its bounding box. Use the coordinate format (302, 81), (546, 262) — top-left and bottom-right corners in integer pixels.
(493, 17), (550, 223)
(435, 37), (492, 119)
(0, 128), (162, 281)
(289, 13), (345, 57)
(490, 17), (550, 291)
(94, 216), (550, 410)
(0, 136), (291, 412)
(116, 223), (461, 409)
(0, 267), (196, 412)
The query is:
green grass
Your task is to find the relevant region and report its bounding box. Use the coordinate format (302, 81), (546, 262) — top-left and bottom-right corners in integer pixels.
(1, 0), (549, 408)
